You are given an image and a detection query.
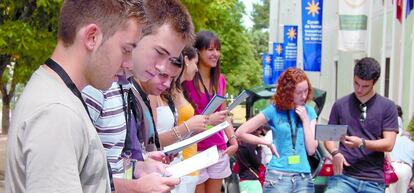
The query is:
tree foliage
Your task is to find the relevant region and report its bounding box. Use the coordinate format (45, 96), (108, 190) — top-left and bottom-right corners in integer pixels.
(0, 0), (62, 134)
(247, 29), (269, 62)
(181, 0), (261, 94)
(251, 0), (270, 31)
(246, 0), (270, 86)
(407, 116), (414, 137)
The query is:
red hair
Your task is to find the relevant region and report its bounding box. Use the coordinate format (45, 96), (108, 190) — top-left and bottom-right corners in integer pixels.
(272, 68), (313, 111)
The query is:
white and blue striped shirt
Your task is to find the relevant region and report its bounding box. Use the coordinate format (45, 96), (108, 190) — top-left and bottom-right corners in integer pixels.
(82, 82), (130, 174)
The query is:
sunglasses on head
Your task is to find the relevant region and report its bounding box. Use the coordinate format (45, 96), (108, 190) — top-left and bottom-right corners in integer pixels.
(359, 103), (367, 123)
(168, 54), (183, 67)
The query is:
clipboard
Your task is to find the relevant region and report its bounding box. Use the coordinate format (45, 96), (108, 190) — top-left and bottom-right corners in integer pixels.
(202, 94), (226, 115)
(315, 124), (348, 141)
(228, 90), (250, 111)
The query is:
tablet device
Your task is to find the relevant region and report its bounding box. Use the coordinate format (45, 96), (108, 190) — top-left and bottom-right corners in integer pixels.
(315, 124), (348, 141)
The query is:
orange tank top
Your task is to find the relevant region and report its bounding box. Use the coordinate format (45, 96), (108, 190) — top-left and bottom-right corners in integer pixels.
(177, 103), (199, 176)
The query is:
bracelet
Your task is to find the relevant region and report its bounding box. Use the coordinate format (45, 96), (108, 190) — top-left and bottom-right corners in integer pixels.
(229, 134), (237, 141)
(330, 149), (340, 157)
(172, 126), (182, 141)
(183, 121), (191, 133)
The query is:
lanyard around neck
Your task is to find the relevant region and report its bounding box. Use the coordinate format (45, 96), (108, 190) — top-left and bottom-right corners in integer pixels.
(130, 78), (160, 149)
(44, 58), (92, 122)
(287, 111), (299, 151)
(199, 73), (214, 101)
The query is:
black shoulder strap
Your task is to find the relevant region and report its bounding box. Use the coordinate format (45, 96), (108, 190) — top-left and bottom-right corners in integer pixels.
(130, 79), (160, 149)
(166, 96), (177, 126)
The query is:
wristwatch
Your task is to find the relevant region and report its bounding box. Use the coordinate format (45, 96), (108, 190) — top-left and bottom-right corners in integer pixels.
(359, 138), (366, 149)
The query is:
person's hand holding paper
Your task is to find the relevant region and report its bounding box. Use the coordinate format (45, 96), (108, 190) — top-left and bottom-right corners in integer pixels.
(133, 173), (180, 193)
(184, 114), (209, 134)
(134, 158), (169, 179)
(207, 110), (228, 126)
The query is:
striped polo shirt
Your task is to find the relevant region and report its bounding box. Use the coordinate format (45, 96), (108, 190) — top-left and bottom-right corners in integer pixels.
(82, 82), (130, 174)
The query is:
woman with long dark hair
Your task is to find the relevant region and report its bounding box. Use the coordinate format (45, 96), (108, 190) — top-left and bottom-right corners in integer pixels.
(183, 31), (238, 193)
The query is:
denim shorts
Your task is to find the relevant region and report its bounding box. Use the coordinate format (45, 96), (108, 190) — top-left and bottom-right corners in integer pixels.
(324, 174), (385, 193)
(263, 169), (314, 193)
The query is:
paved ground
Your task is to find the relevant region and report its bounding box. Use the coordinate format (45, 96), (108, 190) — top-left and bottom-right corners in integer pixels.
(0, 135), (6, 193)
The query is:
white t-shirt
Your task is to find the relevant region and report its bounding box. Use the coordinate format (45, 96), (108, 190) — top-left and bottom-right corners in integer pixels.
(5, 67), (110, 193)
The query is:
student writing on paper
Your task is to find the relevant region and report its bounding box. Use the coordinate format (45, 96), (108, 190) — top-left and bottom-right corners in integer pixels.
(236, 68), (318, 193)
(183, 31), (238, 193)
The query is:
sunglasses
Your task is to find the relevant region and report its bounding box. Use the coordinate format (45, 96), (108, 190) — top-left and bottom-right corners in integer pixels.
(359, 103), (367, 123)
(168, 54), (183, 67)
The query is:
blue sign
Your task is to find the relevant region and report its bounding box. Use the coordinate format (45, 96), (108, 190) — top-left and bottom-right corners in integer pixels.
(301, 0), (323, 71)
(262, 53), (273, 85)
(272, 42), (284, 83)
(283, 25), (298, 69)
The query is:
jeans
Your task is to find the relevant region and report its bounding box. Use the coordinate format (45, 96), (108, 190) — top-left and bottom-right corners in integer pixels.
(325, 175), (386, 193)
(263, 170), (314, 193)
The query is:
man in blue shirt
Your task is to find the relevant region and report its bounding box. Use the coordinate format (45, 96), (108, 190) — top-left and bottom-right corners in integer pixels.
(324, 57), (398, 193)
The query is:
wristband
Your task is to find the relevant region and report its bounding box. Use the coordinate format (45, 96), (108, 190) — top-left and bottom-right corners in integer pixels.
(331, 149), (340, 157)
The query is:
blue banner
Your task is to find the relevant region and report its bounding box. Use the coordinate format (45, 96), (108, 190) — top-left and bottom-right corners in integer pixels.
(272, 42), (284, 83)
(301, 0), (323, 71)
(283, 25), (298, 69)
(262, 53), (273, 85)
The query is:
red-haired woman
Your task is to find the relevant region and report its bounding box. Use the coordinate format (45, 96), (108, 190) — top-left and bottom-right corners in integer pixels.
(236, 68), (318, 193)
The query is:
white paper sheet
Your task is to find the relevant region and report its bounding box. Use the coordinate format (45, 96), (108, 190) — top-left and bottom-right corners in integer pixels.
(202, 94), (226, 115)
(315, 124), (348, 141)
(166, 146), (219, 178)
(162, 121), (229, 156)
(228, 90), (250, 111)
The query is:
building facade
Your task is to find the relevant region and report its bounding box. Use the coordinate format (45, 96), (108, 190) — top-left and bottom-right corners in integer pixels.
(269, 0), (414, 127)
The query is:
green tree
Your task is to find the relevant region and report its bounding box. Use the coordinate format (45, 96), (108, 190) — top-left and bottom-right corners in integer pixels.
(247, 0), (270, 85)
(251, 0), (269, 31)
(181, 0), (261, 94)
(0, 0), (62, 134)
(248, 29), (268, 62)
(407, 116), (414, 137)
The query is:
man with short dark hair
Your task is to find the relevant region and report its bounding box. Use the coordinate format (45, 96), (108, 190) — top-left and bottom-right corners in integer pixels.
(324, 57), (398, 193)
(5, 0), (145, 192)
(82, 0), (194, 192)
